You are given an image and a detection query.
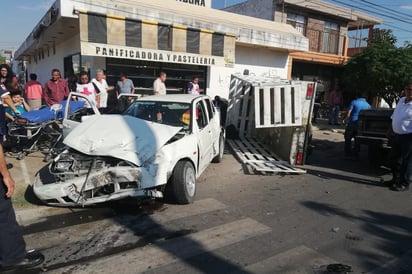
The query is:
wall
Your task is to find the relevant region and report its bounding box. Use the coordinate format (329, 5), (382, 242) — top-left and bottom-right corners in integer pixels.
(207, 45), (289, 100)
(26, 34), (81, 85)
(224, 0), (274, 21)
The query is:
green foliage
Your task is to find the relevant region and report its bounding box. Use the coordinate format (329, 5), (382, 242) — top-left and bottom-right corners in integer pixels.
(0, 55), (5, 64)
(341, 30), (412, 106)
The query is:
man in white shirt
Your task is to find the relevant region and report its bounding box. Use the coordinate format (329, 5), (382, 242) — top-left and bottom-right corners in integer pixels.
(92, 69), (113, 111)
(389, 82), (412, 191)
(153, 72), (167, 95)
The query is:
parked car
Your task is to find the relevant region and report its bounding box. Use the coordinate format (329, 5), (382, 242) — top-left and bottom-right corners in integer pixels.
(33, 93), (225, 206)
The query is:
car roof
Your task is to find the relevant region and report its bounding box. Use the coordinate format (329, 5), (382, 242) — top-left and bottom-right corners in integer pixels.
(139, 94), (207, 103)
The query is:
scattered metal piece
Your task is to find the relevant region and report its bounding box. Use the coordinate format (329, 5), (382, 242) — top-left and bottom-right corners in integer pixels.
(331, 227), (340, 233)
(326, 263), (353, 273)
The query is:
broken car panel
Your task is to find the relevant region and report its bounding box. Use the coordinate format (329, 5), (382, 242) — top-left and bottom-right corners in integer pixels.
(34, 94), (224, 206)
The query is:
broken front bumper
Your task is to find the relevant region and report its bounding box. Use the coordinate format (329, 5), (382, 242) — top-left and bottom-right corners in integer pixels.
(33, 165), (159, 206)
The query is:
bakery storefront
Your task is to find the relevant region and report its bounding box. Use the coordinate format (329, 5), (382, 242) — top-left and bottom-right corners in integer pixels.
(75, 10), (235, 94)
(15, 0), (308, 99)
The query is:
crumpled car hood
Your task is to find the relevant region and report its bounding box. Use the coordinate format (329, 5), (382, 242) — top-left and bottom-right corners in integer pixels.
(64, 115), (182, 166)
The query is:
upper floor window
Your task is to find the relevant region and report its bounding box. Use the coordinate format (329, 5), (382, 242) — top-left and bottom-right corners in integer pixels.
(322, 21), (340, 54)
(286, 13), (306, 35)
(324, 22), (339, 31)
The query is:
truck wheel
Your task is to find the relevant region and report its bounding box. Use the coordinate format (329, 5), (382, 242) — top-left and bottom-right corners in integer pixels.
(169, 160), (196, 204)
(212, 135), (225, 163)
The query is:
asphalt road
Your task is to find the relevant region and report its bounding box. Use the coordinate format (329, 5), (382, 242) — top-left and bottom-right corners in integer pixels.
(5, 125), (412, 274)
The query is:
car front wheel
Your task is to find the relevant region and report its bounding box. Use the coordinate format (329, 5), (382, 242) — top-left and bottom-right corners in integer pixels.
(169, 160), (196, 204)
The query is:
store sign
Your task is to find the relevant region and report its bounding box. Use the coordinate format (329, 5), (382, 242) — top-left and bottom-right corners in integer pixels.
(81, 42), (234, 67)
(175, 0), (211, 8)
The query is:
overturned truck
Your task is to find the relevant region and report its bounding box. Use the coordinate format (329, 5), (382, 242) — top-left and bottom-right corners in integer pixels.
(226, 74), (316, 174)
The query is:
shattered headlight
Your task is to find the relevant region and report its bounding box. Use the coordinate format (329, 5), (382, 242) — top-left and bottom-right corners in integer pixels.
(52, 160), (74, 172)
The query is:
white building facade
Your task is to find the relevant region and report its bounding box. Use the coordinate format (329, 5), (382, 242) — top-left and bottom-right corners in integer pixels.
(15, 0), (308, 99)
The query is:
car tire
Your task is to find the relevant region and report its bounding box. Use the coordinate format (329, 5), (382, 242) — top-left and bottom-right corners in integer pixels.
(212, 134), (225, 163)
(169, 160), (196, 204)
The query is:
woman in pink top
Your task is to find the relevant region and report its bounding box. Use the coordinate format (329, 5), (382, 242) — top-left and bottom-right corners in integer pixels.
(25, 73), (43, 110)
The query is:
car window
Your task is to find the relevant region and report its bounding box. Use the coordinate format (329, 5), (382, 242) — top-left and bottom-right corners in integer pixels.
(204, 99), (215, 120)
(196, 101), (208, 130)
(123, 101), (191, 129)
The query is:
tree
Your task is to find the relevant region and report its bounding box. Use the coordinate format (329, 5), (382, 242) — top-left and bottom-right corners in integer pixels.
(341, 29), (412, 106)
(0, 54), (5, 64)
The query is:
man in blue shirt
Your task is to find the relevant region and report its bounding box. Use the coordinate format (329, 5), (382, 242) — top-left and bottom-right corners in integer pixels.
(344, 93), (371, 157)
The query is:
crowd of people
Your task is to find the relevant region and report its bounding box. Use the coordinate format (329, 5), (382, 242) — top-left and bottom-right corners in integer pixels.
(0, 65), (203, 151)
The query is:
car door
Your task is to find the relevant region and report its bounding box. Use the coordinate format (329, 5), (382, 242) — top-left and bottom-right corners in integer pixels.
(194, 99), (214, 173)
(204, 98), (220, 154)
(63, 92), (100, 137)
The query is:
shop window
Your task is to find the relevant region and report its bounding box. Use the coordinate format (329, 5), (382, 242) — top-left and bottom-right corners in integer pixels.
(105, 58), (207, 95)
(158, 25), (173, 51)
(81, 56), (92, 74)
(64, 53), (92, 83)
(186, 29), (200, 54)
(286, 13), (306, 35)
(322, 21), (339, 54)
(212, 33), (224, 57)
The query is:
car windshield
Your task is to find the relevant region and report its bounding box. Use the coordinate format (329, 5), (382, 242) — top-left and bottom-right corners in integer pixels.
(123, 101), (191, 128)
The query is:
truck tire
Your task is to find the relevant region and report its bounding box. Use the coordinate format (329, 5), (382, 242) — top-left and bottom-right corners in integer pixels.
(212, 135), (225, 163)
(169, 160), (196, 204)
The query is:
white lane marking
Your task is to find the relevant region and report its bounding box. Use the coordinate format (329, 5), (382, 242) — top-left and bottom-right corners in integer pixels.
(24, 198), (228, 248)
(51, 218), (271, 274)
(152, 198), (227, 223)
(234, 245), (337, 274)
(20, 159), (31, 185)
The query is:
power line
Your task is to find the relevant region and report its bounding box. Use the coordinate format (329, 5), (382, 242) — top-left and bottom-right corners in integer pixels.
(329, 0), (412, 25)
(381, 23), (412, 34)
(351, 0), (412, 20)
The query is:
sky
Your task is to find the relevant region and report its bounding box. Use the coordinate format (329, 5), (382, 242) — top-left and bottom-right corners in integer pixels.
(1, 0), (411, 54)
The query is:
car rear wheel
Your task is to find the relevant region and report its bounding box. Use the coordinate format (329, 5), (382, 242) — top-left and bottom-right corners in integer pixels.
(169, 160), (196, 204)
(212, 134), (225, 163)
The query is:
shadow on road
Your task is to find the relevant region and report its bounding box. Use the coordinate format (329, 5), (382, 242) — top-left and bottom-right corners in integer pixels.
(301, 200), (412, 272)
(20, 199), (248, 273)
(308, 137), (391, 180)
(305, 168), (387, 188)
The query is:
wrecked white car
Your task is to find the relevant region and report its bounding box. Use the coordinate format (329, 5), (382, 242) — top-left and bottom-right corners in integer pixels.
(33, 93), (225, 206)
